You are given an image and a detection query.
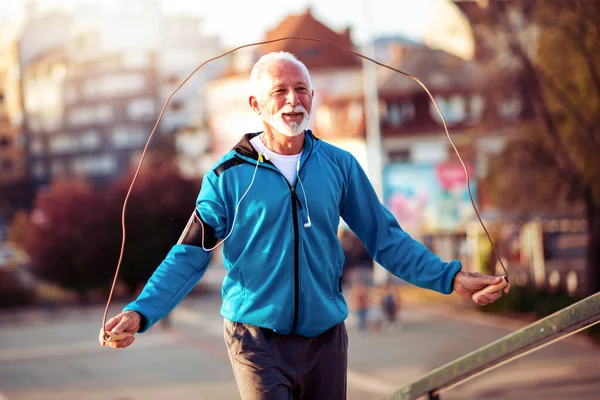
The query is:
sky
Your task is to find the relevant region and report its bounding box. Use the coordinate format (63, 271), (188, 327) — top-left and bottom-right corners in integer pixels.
(0, 0), (441, 47)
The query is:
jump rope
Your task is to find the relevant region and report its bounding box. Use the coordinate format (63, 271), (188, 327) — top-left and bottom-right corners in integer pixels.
(99, 36), (600, 396)
(100, 36), (509, 346)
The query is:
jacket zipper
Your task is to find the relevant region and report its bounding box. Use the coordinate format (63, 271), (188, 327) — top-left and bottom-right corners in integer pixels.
(290, 185), (300, 334)
(235, 154), (303, 334)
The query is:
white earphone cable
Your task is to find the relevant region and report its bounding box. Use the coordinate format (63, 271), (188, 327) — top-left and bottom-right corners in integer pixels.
(296, 159), (312, 228)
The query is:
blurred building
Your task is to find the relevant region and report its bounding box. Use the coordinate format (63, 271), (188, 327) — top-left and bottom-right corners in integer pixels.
(0, 18), (30, 221)
(159, 16), (227, 178)
(19, 3), (72, 70)
(22, 46), (69, 183)
(18, 0), (225, 188)
(0, 22), (25, 185)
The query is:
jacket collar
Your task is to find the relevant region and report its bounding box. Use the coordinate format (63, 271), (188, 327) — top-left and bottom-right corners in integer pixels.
(233, 130), (318, 161)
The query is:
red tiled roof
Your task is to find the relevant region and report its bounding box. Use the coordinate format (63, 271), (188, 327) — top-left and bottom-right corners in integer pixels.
(218, 8), (361, 78)
(258, 8), (360, 69)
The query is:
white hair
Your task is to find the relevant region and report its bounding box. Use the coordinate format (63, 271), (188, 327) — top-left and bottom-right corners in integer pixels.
(249, 51), (313, 103)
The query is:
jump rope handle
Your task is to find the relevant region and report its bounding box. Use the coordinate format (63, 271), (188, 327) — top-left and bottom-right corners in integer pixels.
(471, 276), (509, 303)
(102, 331), (135, 348)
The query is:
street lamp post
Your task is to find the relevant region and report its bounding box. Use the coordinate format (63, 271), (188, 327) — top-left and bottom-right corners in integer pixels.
(361, 4), (389, 285)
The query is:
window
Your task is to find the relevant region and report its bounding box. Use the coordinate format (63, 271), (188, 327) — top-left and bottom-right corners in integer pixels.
(30, 138), (44, 155)
(300, 48), (320, 58)
(128, 98), (156, 120)
(80, 130), (101, 150)
(430, 95), (467, 125)
(470, 95), (485, 123)
(386, 101), (415, 126)
(71, 154), (117, 175)
(112, 126), (147, 149)
(499, 94), (522, 119)
(96, 74), (147, 98)
(0, 136), (10, 148)
(49, 135), (76, 154)
(388, 148), (411, 163)
(68, 105), (113, 126)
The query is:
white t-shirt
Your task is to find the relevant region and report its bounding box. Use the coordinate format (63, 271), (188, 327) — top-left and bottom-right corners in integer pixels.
(250, 135), (301, 185)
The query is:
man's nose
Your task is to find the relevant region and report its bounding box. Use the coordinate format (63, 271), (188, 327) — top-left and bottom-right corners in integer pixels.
(286, 90), (300, 106)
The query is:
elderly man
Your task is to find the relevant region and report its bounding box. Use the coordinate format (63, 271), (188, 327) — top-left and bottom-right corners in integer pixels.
(101, 51), (508, 400)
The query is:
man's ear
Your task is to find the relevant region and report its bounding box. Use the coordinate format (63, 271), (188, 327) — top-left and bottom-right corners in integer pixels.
(249, 95), (261, 115)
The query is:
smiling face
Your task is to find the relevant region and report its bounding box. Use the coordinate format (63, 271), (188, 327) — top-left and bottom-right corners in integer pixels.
(251, 59), (314, 137)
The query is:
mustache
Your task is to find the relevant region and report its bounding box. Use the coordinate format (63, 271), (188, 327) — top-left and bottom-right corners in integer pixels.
(279, 105), (308, 114)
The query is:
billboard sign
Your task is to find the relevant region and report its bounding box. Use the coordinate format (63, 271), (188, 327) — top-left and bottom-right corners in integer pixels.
(383, 162), (476, 234)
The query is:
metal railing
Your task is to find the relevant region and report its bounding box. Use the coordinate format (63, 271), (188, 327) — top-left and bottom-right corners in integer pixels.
(382, 292), (600, 400)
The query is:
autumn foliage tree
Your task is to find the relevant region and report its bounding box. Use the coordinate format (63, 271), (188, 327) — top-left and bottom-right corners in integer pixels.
(25, 180), (116, 301)
(472, 1), (600, 295)
(104, 162), (200, 295)
(25, 161), (201, 300)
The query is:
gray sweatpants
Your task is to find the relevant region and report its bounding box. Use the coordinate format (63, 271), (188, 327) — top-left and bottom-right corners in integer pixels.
(223, 319), (348, 400)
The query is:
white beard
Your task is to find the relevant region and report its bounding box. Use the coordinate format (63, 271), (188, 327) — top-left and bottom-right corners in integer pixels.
(263, 105), (310, 137)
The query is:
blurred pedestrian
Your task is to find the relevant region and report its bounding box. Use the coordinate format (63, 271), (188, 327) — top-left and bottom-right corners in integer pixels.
(352, 280), (370, 332)
(381, 284), (401, 331)
(101, 51), (509, 400)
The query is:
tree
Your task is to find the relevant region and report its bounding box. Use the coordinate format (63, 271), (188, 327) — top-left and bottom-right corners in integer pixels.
(25, 180), (116, 301)
(472, 1), (600, 294)
(105, 162), (200, 295)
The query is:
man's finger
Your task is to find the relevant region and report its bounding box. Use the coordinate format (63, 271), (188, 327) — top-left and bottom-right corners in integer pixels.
(104, 316), (121, 332)
(486, 291), (503, 303)
(115, 335), (135, 349)
(112, 316), (134, 334)
(475, 298), (486, 306)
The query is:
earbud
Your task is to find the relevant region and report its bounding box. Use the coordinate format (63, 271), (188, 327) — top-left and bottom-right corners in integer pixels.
(304, 216), (311, 228)
(296, 159), (301, 172)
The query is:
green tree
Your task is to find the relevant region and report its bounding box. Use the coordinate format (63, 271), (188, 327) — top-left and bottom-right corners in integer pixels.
(105, 162), (200, 295)
(475, 1), (600, 294)
(25, 180), (116, 301)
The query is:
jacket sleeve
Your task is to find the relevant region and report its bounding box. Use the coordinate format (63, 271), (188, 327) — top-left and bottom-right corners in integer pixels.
(340, 156), (462, 294)
(123, 172), (227, 332)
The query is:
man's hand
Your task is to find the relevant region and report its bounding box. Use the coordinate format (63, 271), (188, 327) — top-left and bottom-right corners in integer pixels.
(99, 310), (142, 349)
(453, 271), (510, 306)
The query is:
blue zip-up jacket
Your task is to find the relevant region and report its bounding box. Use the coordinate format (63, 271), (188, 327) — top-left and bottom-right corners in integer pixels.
(124, 131), (462, 337)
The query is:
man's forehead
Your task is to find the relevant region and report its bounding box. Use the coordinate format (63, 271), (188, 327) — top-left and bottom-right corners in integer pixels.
(262, 62), (309, 85)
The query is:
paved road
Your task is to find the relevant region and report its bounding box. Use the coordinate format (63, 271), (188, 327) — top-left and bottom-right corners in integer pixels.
(1, 293), (599, 400)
